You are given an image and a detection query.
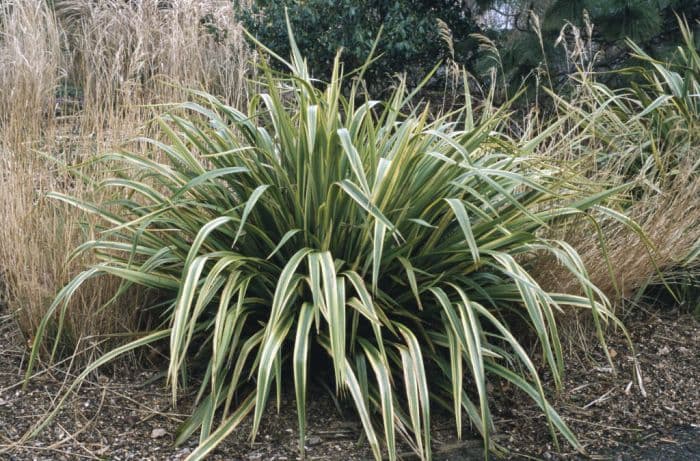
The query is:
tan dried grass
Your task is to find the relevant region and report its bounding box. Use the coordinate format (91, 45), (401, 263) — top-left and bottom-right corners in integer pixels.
(536, 162), (700, 304)
(0, 0), (252, 354)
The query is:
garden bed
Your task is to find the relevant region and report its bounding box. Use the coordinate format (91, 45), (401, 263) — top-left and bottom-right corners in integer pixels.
(0, 304), (697, 460)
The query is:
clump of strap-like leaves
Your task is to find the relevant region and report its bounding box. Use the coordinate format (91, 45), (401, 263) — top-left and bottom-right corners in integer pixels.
(26, 32), (627, 461)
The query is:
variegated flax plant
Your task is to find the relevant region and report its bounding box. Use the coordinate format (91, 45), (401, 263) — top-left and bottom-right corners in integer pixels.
(25, 24), (632, 461)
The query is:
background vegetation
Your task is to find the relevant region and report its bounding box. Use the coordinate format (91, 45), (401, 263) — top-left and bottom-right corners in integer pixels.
(0, 1), (697, 460)
(0, 0), (253, 351)
(242, 0), (480, 86)
(244, 0), (700, 92)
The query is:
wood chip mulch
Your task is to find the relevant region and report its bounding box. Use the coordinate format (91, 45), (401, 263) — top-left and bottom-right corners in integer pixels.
(0, 303), (697, 460)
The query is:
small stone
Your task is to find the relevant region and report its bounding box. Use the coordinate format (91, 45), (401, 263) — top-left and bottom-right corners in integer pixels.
(306, 435), (322, 446)
(150, 428), (168, 439)
(171, 448), (192, 461)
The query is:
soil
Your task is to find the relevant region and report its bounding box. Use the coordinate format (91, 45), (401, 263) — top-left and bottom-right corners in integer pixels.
(0, 303), (697, 461)
(496, 305), (700, 460)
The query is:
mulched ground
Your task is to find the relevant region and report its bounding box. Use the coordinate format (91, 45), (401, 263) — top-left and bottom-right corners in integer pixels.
(497, 305), (700, 460)
(0, 304), (697, 461)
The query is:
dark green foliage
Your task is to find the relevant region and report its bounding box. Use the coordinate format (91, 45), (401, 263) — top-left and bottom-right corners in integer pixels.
(240, 0), (480, 85)
(474, 0), (700, 94)
(484, 0), (700, 42)
(239, 0), (699, 95)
